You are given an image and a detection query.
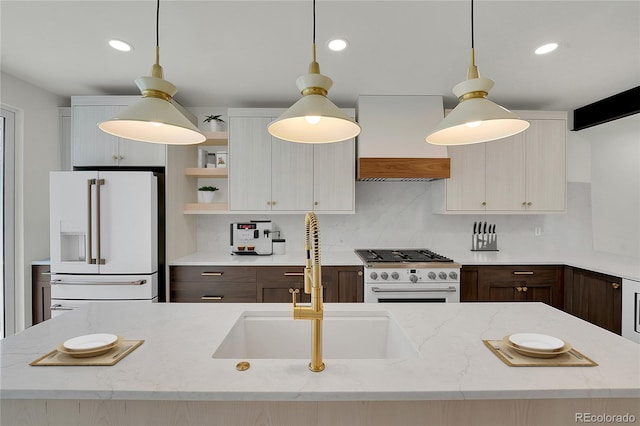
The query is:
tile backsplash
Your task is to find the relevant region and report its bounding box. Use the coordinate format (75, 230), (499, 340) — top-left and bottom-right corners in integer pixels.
(196, 182), (593, 256)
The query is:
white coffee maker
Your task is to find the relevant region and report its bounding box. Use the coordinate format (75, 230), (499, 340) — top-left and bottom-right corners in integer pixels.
(230, 220), (273, 255)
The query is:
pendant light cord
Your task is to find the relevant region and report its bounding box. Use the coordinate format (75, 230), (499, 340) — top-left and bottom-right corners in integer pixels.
(467, 0), (478, 79)
(308, 0), (319, 72)
(151, 0), (163, 78)
(470, 0), (474, 49)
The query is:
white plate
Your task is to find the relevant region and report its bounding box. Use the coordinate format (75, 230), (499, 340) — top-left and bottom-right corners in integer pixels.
(63, 333), (119, 351)
(508, 333), (565, 351)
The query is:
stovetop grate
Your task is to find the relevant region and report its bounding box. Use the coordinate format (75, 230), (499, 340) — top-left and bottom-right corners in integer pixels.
(354, 249), (454, 263)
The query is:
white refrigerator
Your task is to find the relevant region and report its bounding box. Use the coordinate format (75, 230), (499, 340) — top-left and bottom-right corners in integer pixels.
(49, 171), (158, 317)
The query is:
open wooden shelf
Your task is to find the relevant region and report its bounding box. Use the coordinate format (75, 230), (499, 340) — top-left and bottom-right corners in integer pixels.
(183, 202), (229, 214)
(185, 168), (228, 178)
(201, 131), (228, 146)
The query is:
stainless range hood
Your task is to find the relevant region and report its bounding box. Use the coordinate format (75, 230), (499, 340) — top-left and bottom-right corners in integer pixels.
(356, 95), (450, 181)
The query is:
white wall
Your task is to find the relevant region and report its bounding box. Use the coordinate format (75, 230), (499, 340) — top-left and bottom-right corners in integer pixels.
(584, 114), (640, 257)
(0, 72), (65, 331)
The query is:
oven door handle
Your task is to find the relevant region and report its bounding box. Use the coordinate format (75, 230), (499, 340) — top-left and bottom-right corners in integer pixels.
(50, 279), (147, 286)
(370, 286), (458, 293)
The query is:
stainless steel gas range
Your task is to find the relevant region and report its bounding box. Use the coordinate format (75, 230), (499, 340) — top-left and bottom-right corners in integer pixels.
(354, 249), (461, 303)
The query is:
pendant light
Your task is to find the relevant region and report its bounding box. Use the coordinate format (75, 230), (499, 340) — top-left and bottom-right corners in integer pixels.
(426, 0), (529, 146)
(267, 0), (361, 144)
(98, 0), (205, 145)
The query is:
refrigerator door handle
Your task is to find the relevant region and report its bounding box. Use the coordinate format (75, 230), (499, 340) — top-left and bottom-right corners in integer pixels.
(51, 279), (147, 286)
(95, 178), (105, 265)
(87, 178), (95, 264)
(50, 304), (75, 311)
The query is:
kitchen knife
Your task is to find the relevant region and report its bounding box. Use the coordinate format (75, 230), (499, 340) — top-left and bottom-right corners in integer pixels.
(472, 222), (477, 250)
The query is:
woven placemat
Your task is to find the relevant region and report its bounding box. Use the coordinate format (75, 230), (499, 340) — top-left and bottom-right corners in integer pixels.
(30, 339), (144, 366)
(483, 339), (597, 367)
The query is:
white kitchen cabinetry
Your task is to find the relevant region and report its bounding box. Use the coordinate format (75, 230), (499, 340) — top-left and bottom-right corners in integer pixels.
(228, 109), (355, 213)
(432, 111), (567, 214)
(71, 96), (166, 167)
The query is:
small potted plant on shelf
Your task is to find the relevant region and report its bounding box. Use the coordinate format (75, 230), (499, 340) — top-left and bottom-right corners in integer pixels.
(203, 115), (225, 132)
(197, 186), (219, 204)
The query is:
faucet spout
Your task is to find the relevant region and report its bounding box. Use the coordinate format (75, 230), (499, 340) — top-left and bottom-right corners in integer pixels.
(292, 212), (325, 372)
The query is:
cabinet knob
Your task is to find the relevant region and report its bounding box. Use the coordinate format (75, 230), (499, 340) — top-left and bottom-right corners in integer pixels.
(522, 286), (528, 292)
(516, 286), (523, 292)
(527, 202), (533, 207)
(481, 202), (487, 206)
(612, 282), (620, 289)
(314, 201), (319, 206)
(266, 201), (271, 206)
(522, 202), (527, 206)
(357, 271), (363, 277)
(112, 155), (118, 160)
(271, 201), (276, 206)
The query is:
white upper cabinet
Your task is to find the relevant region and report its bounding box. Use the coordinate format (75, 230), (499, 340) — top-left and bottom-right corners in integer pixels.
(228, 109), (355, 213)
(71, 96), (168, 167)
(432, 111), (567, 214)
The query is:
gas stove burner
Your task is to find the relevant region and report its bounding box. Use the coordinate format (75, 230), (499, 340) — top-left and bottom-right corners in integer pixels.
(354, 249), (454, 264)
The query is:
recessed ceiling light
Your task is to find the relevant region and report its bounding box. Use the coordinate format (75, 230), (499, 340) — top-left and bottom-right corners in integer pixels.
(327, 38), (348, 52)
(535, 42), (558, 55)
(109, 39), (133, 52)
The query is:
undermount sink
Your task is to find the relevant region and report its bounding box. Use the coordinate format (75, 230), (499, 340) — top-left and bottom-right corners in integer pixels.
(212, 310), (418, 359)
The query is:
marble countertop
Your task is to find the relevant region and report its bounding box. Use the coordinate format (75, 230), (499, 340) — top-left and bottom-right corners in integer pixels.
(171, 249), (640, 281)
(2, 302), (638, 401)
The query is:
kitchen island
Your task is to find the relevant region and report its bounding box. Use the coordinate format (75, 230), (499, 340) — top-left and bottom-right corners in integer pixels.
(1, 302), (638, 426)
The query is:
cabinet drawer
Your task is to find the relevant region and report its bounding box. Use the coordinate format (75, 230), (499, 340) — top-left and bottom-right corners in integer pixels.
(478, 265), (562, 284)
(257, 266), (306, 282)
(171, 282), (257, 303)
(170, 266), (256, 283)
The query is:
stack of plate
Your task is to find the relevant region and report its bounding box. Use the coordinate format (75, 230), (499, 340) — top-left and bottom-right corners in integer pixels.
(57, 333), (122, 358)
(503, 333), (572, 358)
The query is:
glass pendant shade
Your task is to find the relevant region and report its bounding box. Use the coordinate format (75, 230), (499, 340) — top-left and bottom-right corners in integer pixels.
(99, 76), (205, 145)
(268, 68), (361, 143)
(426, 77), (530, 146)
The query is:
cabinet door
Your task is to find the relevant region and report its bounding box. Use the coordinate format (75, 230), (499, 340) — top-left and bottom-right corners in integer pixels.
(565, 267), (622, 334)
(525, 119), (566, 211)
(256, 267), (311, 303)
(32, 265), (52, 325)
(313, 140), (355, 212)
(446, 144), (486, 211)
(228, 117), (273, 211)
(325, 265), (364, 302)
(72, 105), (120, 166)
(271, 138), (313, 211)
(485, 135), (526, 211)
(118, 139), (166, 166)
(477, 266), (563, 308)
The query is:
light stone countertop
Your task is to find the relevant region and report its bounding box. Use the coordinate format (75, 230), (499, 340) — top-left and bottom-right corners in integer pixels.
(171, 248), (640, 281)
(1, 302), (638, 402)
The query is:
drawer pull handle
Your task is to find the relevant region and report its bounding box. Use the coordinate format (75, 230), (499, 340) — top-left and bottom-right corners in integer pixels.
(611, 283), (620, 289)
(513, 271), (534, 275)
(201, 272), (223, 276)
(284, 272), (304, 277)
(201, 296), (223, 300)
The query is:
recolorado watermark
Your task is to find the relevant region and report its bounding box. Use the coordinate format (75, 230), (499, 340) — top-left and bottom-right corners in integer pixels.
(575, 413), (637, 423)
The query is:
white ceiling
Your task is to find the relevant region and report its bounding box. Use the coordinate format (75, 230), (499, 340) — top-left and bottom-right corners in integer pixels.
(2, 1), (639, 112)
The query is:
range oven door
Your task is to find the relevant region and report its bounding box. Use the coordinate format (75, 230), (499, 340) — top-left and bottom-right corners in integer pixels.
(365, 283), (460, 303)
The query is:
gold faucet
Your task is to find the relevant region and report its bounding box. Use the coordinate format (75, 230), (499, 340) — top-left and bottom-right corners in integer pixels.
(290, 212), (324, 372)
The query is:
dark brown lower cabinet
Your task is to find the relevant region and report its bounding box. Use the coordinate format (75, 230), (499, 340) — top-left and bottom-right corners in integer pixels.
(170, 266), (257, 302)
(32, 264), (52, 325)
(461, 265), (564, 309)
(564, 266), (622, 335)
(170, 265), (363, 303)
(256, 265), (363, 303)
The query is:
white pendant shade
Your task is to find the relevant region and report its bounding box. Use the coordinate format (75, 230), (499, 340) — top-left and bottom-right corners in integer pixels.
(99, 76), (205, 145)
(268, 72), (361, 143)
(426, 76), (529, 146)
